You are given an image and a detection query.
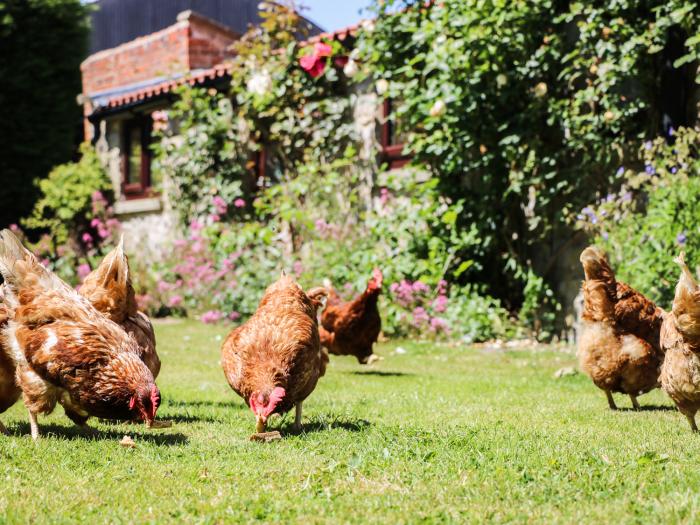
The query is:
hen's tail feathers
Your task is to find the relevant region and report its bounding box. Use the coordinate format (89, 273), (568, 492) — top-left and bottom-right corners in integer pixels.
(579, 246), (617, 322)
(80, 235), (136, 320)
(307, 287), (329, 312)
(0, 229), (68, 294)
(672, 252), (700, 343)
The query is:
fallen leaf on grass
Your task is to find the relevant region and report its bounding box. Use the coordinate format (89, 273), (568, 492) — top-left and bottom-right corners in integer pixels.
(249, 431), (282, 443)
(120, 435), (136, 448)
(554, 366), (578, 378)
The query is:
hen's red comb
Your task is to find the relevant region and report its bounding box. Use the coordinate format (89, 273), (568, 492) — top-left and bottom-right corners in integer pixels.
(150, 385), (160, 419)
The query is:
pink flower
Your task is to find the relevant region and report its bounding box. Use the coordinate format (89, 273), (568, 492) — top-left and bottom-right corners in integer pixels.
(189, 219), (204, 232)
(299, 42), (333, 78)
(136, 294), (153, 311)
(9, 223), (20, 232)
(90, 218), (101, 228)
(212, 195), (227, 214)
(412, 281), (430, 294)
(201, 310), (223, 324)
(91, 191), (106, 204)
(81, 232), (93, 245)
(233, 198), (246, 208)
(293, 261), (304, 277)
(209, 214), (221, 223)
(430, 317), (449, 333)
(412, 307), (430, 326)
(433, 295), (448, 313)
(167, 295), (183, 308)
(380, 188), (391, 206)
(77, 263), (91, 280)
(228, 311), (241, 321)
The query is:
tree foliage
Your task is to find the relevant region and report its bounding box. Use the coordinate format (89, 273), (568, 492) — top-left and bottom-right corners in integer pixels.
(0, 0), (90, 229)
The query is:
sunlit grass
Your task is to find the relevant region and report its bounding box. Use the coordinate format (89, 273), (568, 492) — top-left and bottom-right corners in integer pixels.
(0, 320), (697, 523)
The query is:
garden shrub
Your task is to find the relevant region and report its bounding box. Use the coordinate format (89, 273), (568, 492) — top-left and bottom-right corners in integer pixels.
(357, 0), (700, 320)
(23, 143), (112, 247)
(579, 126), (700, 307)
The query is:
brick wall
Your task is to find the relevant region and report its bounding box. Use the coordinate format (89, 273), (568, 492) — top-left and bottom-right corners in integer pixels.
(81, 10), (238, 96)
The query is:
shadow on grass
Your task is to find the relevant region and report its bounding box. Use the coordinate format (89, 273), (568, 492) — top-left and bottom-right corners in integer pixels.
(346, 370), (413, 377)
(617, 405), (676, 412)
(10, 422), (189, 445)
(277, 416), (371, 436)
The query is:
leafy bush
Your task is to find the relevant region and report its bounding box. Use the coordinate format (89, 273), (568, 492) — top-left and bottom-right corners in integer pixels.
(358, 0), (700, 314)
(578, 127), (700, 306)
(22, 143), (111, 246)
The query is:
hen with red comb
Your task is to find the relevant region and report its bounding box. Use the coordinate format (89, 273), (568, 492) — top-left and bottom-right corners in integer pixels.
(319, 268), (383, 364)
(221, 273), (328, 433)
(0, 230), (161, 438)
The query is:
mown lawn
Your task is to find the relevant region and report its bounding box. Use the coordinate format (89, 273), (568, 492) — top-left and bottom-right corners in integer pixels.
(0, 320), (698, 523)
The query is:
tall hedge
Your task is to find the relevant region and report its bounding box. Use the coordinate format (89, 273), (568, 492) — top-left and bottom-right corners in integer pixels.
(0, 0), (90, 229)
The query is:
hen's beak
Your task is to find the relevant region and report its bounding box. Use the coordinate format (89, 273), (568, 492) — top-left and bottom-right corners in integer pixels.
(256, 415), (266, 433)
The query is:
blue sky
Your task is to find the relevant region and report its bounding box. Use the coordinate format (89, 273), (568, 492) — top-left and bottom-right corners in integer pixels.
(301, 0), (371, 31)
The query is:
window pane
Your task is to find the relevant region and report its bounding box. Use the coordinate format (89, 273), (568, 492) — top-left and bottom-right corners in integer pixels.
(127, 126), (142, 184)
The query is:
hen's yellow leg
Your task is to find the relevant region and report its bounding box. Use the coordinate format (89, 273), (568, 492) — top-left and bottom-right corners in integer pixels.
(28, 410), (39, 440)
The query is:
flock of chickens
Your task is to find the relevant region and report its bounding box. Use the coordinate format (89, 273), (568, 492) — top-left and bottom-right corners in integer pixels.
(578, 246), (700, 431)
(0, 229), (383, 438)
(2, 222), (699, 439)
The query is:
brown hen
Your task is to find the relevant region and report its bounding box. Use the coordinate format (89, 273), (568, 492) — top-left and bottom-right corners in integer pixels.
(0, 230), (161, 439)
(319, 268), (382, 364)
(79, 238), (160, 378)
(0, 291), (20, 435)
(221, 273), (327, 433)
(577, 246), (665, 409)
(660, 253), (700, 431)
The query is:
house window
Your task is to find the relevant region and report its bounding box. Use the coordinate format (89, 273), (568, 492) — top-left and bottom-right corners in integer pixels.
(122, 116), (153, 197)
(381, 99), (411, 169)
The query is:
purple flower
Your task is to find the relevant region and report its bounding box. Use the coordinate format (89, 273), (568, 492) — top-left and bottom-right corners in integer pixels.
(671, 166), (678, 174)
(669, 127), (675, 137)
(234, 198), (246, 208)
(677, 232), (687, 246)
(616, 167), (625, 176)
(644, 141), (652, 151)
(645, 164), (656, 175)
(201, 310), (223, 324)
(77, 263), (91, 280)
(622, 191), (632, 203)
(602, 231), (609, 240)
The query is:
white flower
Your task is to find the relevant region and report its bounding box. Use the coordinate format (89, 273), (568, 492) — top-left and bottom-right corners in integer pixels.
(533, 82), (548, 98)
(343, 59), (359, 78)
(362, 19), (375, 33)
(246, 69), (272, 97)
(376, 78), (389, 95)
(429, 99), (447, 117)
(496, 74), (507, 87)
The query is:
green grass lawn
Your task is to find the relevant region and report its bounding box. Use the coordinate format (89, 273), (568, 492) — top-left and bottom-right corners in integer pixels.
(1, 320), (699, 523)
